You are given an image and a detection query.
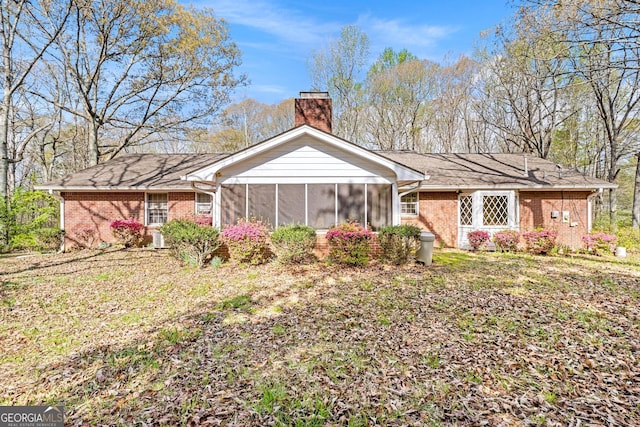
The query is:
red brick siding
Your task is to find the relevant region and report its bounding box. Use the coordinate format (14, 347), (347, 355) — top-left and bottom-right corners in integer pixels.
(62, 191), (197, 249)
(519, 191), (591, 249)
(402, 192), (458, 248)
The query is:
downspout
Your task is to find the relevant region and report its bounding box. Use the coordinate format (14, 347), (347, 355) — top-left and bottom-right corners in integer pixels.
(398, 176), (430, 198)
(48, 189), (65, 253)
(190, 181), (218, 227)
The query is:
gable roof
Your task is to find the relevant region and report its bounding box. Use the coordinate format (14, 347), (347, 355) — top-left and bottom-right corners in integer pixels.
(377, 152), (616, 190)
(35, 153), (227, 191)
(183, 125), (426, 183)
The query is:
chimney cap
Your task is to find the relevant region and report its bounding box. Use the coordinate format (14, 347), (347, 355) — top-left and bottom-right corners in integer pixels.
(299, 91), (330, 99)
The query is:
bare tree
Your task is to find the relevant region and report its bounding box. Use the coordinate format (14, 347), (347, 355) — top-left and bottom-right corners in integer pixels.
(308, 25), (369, 142)
(41, 0), (244, 166)
(0, 0), (71, 198)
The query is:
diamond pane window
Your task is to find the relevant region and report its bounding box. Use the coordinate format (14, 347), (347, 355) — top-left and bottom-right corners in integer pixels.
(459, 195), (473, 226)
(483, 195), (508, 226)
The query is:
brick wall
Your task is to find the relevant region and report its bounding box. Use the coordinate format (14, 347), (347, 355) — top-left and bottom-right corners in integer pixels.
(313, 233), (382, 259)
(401, 192), (458, 248)
(62, 191), (197, 249)
(519, 191), (591, 249)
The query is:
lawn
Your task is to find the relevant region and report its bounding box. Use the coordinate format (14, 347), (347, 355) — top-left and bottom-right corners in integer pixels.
(1, 248), (639, 426)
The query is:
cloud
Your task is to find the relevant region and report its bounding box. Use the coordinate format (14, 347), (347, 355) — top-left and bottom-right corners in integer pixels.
(211, 0), (340, 49)
(358, 15), (459, 57)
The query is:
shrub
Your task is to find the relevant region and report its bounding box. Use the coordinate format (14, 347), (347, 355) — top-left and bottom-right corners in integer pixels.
(221, 218), (270, 264)
(270, 224), (316, 264)
(1, 188), (59, 249)
(582, 232), (617, 255)
(467, 230), (490, 251)
(74, 227), (97, 249)
(492, 230), (520, 252)
(194, 215), (212, 226)
(110, 219), (144, 248)
(326, 221), (373, 266)
(33, 228), (64, 252)
(522, 230), (557, 255)
(378, 225), (421, 264)
(160, 219), (221, 268)
(615, 227), (640, 253)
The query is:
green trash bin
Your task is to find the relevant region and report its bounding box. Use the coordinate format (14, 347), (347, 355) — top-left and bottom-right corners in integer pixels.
(416, 232), (435, 265)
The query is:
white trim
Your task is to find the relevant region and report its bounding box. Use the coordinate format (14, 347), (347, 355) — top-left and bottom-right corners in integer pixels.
(400, 192), (419, 216)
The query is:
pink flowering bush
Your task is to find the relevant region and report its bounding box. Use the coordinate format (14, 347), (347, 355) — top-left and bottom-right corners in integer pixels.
(221, 218), (270, 264)
(467, 230), (490, 251)
(582, 232), (617, 256)
(326, 221), (373, 266)
(492, 230), (520, 252)
(109, 219), (143, 247)
(194, 215), (213, 227)
(522, 230), (557, 255)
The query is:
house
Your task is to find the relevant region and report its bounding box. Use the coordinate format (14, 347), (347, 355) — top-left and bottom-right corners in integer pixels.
(36, 92), (615, 252)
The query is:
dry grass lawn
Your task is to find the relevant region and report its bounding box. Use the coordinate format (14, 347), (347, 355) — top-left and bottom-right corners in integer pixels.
(1, 248), (639, 426)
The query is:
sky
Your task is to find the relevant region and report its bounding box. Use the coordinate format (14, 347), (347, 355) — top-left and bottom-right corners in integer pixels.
(191, 0), (515, 105)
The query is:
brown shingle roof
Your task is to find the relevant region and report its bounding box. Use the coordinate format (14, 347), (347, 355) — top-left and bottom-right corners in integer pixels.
(36, 153), (228, 191)
(377, 152), (616, 190)
(36, 151), (615, 192)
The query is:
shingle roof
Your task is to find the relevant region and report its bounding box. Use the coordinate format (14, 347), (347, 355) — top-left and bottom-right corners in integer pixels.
(36, 153), (228, 191)
(377, 152), (616, 190)
(36, 151), (615, 192)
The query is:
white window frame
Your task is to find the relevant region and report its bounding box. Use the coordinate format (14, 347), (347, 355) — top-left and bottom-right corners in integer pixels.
(195, 192), (213, 216)
(400, 192), (419, 216)
(146, 193), (168, 226)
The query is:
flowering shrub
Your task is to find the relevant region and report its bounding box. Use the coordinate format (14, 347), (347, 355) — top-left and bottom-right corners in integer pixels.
(194, 215), (213, 227)
(467, 230), (490, 251)
(270, 224), (317, 264)
(378, 225), (421, 265)
(109, 219), (144, 247)
(326, 221), (373, 266)
(74, 227), (97, 249)
(522, 230), (557, 255)
(221, 218), (270, 264)
(492, 230), (520, 252)
(160, 219), (220, 268)
(582, 232), (617, 255)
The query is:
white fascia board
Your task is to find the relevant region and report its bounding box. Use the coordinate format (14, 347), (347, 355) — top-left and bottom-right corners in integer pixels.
(182, 125), (425, 182)
(34, 186), (191, 192)
(418, 183), (617, 191)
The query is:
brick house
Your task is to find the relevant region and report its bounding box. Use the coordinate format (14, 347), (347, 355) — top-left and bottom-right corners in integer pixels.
(36, 92), (615, 251)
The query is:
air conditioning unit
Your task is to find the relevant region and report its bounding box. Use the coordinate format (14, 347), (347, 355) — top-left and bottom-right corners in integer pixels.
(152, 231), (165, 249)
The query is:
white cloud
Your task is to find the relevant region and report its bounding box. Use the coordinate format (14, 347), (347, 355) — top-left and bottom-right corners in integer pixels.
(211, 0), (341, 49)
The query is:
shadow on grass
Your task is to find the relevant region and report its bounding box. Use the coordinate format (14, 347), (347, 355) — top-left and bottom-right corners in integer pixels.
(0, 248), (126, 277)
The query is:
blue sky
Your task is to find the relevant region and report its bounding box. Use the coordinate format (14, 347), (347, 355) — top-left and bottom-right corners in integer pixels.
(193, 1), (514, 104)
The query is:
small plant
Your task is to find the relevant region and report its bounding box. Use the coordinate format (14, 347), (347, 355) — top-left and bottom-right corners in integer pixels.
(74, 227), (97, 249)
(582, 232), (617, 255)
(522, 230), (557, 255)
(378, 224), (421, 264)
(492, 230), (520, 252)
(161, 219), (221, 268)
(221, 218), (270, 265)
(270, 224), (316, 264)
(615, 227), (640, 253)
(326, 221), (373, 266)
(467, 230), (490, 251)
(109, 218), (144, 248)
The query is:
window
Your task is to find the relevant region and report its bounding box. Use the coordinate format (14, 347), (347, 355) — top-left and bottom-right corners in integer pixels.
(401, 193), (418, 215)
(482, 195), (509, 226)
(459, 195), (473, 226)
(196, 193), (213, 216)
(147, 193), (168, 225)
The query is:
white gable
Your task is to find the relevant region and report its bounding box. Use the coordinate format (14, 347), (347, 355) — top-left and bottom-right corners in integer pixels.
(183, 125), (424, 184)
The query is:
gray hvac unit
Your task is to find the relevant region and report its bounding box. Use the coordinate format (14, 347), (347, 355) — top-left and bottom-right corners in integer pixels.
(152, 231), (165, 249)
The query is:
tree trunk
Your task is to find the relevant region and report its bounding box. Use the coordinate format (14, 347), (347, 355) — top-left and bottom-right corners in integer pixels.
(0, 85), (10, 200)
(633, 153), (640, 229)
(88, 117), (99, 166)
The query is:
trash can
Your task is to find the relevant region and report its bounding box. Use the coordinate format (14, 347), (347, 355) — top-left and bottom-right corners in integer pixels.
(416, 232), (435, 265)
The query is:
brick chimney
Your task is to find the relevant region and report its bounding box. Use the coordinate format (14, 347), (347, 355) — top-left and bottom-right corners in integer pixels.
(294, 91), (332, 133)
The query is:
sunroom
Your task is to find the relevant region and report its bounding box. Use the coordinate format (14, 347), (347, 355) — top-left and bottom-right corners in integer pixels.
(182, 125), (425, 231)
